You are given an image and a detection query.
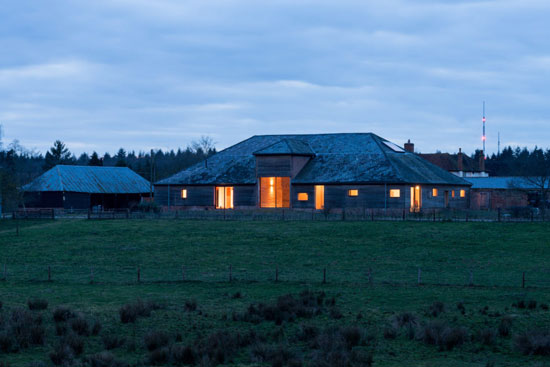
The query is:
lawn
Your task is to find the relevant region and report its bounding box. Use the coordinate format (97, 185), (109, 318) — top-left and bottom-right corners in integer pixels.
(1, 219), (550, 366)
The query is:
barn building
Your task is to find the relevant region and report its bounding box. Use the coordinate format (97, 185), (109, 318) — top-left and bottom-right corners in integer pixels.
(23, 165), (151, 210)
(155, 133), (471, 211)
(466, 176), (541, 210)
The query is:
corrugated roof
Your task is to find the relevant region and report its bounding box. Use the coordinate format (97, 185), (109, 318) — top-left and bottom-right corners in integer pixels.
(157, 133), (471, 186)
(466, 176), (538, 189)
(23, 165), (151, 194)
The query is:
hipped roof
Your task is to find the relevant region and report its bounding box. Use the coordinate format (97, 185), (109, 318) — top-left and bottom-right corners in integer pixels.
(157, 133), (471, 186)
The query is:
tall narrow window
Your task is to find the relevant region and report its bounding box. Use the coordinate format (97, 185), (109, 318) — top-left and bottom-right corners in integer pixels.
(452, 190), (455, 198)
(432, 188), (438, 197)
(460, 189), (466, 198)
(315, 185), (325, 210)
(181, 189), (187, 199)
(260, 177), (290, 208)
(215, 187), (234, 209)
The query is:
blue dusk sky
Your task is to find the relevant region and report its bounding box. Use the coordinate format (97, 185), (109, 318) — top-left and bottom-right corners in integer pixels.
(0, 0), (549, 156)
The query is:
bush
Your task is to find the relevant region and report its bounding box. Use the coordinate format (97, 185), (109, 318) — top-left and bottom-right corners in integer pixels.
(119, 299), (161, 324)
(541, 303), (549, 311)
(144, 330), (170, 351)
(63, 333), (85, 356)
(170, 344), (196, 365)
(30, 325), (45, 345)
(499, 316), (513, 337)
(457, 302), (466, 315)
(297, 325), (319, 342)
(515, 329), (550, 355)
(429, 301), (445, 317)
(103, 335), (126, 350)
(0, 308), (44, 352)
(135, 202), (161, 213)
(148, 347), (170, 365)
(478, 328), (497, 346)
(55, 324), (67, 336)
(383, 324), (398, 340)
(27, 298), (48, 311)
(231, 292), (242, 299)
(88, 351), (127, 367)
(49, 344), (74, 366)
(235, 291), (328, 325)
(184, 300), (197, 312)
(92, 320), (102, 336)
(392, 312), (418, 329)
(70, 314), (90, 336)
(53, 306), (75, 323)
(0, 331), (15, 353)
(528, 300), (538, 309)
(417, 320), (468, 350)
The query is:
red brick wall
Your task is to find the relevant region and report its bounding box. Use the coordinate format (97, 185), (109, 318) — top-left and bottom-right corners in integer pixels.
(470, 189), (529, 210)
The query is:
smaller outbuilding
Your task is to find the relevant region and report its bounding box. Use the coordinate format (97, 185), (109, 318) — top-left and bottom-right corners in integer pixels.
(23, 165), (151, 210)
(465, 176), (541, 210)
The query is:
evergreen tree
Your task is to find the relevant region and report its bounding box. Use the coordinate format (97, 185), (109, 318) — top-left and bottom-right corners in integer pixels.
(43, 140), (73, 170)
(115, 148), (127, 167)
(89, 152), (103, 166)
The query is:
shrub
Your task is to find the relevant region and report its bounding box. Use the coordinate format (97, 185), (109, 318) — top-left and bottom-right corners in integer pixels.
(63, 333), (85, 356)
(541, 303), (549, 311)
(231, 292), (242, 299)
(0, 331), (15, 353)
(498, 316), (513, 337)
(92, 320), (102, 336)
(478, 328), (497, 346)
(0, 301), (2, 310)
(383, 324), (398, 340)
(297, 325), (319, 342)
(184, 300), (197, 312)
(148, 347), (170, 365)
(457, 302), (466, 315)
(515, 329), (550, 355)
(429, 301), (445, 317)
(27, 299), (48, 311)
(329, 308), (343, 320)
(199, 330), (252, 365)
(144, 330), (170, 351)
(119, 299), (161, 324)
(392, 312), (418, 329)
(528, 300), (538, 309)
(88, 351), (127, 367)
(53, 306), (75, 323)
(102, 335), (126, 350)
(70, 314), (90, 336)
(49, 344), (74, 366)
(170, 344), (196, 365)
(417, 320), (468, 350)
(0, 308), (44, 351)
(30, 325), (45, 345)
(55, 324), (67, 336)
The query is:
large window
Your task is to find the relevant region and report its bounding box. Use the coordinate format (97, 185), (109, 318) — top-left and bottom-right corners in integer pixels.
(389, 189), (400, 198)
(260, 177), (290, 208)
(215, 187), (233, 209)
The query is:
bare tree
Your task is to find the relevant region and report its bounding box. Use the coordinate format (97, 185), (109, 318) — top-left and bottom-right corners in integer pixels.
(191, 136), (216, 155)
(511, 147), (550, 215)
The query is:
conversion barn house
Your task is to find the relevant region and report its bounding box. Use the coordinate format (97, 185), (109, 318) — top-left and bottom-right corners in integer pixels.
(155, 133), (471, 211)
(23, 165), (151, 210)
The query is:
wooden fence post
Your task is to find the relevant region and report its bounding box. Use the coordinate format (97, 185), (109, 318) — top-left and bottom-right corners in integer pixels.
(87, 209), (91, 220)
(402, 209), (405, 221)
(182, 265), (185, 281)
(126, 209), (130, 219)
(433, 209), (436, 222)
(52, 209), (55, 220)
(275, 267), (279, 282)
(16, 220), (19, 236)
(282, 209), (285, 221)
(48, 266), (51, 282)
(498, 208), (501, 222)
(468, 270), (473, 287)
(2, 264), (6, 281)
(90, 267), (94, 284)
(323, 268), (326, 284)
(465, 211), (469, 222)
(371, 209), (374, 221)
(522, 272), (525, 288)
(417, 268), (422, 285)
(229, 265), (232, 282)
(137, 267), (141, 283)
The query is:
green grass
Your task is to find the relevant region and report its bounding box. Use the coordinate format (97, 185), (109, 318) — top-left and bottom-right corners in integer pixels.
(1, 219), (550, 366)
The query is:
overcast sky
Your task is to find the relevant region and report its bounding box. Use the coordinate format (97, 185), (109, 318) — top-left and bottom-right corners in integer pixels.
(1, 0), (549, 156)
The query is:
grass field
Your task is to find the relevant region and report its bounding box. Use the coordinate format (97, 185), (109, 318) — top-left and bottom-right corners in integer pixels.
(1, 219), (550, 366)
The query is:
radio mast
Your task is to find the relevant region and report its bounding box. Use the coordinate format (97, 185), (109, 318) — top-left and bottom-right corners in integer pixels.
(482, 101), (486, 154)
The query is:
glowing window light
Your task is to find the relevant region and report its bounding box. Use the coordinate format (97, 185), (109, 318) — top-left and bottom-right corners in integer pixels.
(297, 193), (308, 201)
(389, 189), (400, 198)
(181, 189), (187, 199)
(432, 188), (438, 197)
(460, 189), (466, 198)
(348, 189), (359, 197)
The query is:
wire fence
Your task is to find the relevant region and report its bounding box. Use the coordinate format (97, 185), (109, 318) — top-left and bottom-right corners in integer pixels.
(7, 207), (550, 222)
(1, 262), (549, 290)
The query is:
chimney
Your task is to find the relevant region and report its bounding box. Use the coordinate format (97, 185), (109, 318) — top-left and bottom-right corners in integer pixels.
(457, 148), (463, 172)
(404, 139), (414, 153)
(479, 150), (485, 172)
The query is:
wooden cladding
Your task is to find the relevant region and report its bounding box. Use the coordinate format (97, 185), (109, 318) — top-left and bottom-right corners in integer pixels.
(260, 177), (290, 208)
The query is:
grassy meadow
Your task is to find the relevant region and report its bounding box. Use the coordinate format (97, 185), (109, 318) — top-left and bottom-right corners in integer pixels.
(1, 219), (550, 366)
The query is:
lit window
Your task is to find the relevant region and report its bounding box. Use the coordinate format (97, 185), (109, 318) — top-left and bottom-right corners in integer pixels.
(260, 177), (290, 208)
(389, 189), (400, 198)
(432, 188), (438, 197)
(452, 190), (455, 198)
(297, 193), (308, 201)
(215, 187), (234, 209)
(181, 189), (187, 199)
(460, 189), (466, 198)
(348, 189), (358, 197)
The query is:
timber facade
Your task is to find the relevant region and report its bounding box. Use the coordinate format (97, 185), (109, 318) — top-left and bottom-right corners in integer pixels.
(155, 133), (471, 211)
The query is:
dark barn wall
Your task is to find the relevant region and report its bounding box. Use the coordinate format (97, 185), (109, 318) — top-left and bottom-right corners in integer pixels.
(155, 185), (257, 208)
(256, 156), (292, 177)
(470, 189), (528, 210)
(24, 192), (64, 208)
(64, 192), (91, 210)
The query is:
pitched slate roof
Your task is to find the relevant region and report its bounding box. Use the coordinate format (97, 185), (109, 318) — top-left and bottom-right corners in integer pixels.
(419, 153), (482, 172)
(466, 177), (538, 189)
(157, 133), (471, 186)
(254, 139), (315, 156)
(23, 165), (151, 194)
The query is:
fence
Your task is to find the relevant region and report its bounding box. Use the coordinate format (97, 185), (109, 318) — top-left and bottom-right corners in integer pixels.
(0, 262), (548, 290)
(8, 207), (550, 222)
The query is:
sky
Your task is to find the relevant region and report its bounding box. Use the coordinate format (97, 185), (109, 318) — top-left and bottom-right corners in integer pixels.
(0, 0), (549, 157)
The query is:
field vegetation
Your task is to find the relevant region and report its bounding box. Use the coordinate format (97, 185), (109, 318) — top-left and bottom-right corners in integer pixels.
(1, 219), (550, 366)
